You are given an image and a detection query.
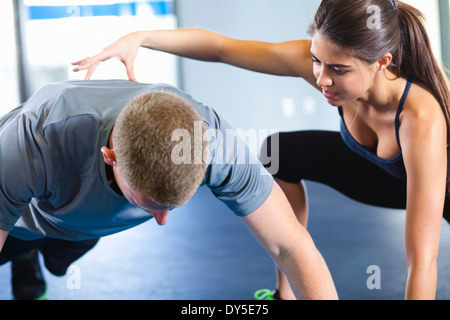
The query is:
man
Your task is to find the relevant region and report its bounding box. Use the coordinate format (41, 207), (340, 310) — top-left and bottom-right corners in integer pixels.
(0, 80), (337, 300)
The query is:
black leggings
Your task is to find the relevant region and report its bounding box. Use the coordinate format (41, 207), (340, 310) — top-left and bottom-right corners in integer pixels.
(262, 130), (450, 222)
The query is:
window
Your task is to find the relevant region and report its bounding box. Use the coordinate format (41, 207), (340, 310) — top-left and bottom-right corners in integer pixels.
(0, 1), (20, 115)
(404, 0), (443, 61)
(19, 0), (178, 99)
(405, 0), (449, 78)
(439, 0), (450, 78)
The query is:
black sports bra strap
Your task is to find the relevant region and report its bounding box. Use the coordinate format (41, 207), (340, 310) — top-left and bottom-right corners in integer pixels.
(395, 78), (413, 150)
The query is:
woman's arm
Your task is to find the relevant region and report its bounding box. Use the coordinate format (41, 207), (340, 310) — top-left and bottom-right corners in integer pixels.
(400, 94), (448, 300)
(72, 29), (318, 88)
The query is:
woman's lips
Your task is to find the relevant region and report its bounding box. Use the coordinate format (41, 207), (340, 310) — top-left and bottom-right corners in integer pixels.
(323, 90), (339, 99)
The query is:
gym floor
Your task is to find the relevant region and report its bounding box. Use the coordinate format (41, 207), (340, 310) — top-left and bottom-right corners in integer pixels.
(1, 181), (450, 300)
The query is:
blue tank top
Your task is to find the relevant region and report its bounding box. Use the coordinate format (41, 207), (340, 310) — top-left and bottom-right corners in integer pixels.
(338, 80), (412, 180)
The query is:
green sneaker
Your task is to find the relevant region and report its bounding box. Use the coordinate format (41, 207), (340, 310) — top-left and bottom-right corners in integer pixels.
(254, 289), (278, 300)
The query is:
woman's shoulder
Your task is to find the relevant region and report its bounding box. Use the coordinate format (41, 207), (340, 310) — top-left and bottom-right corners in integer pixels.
(402, 81), (443, 123)
(399, 81), (446, 148)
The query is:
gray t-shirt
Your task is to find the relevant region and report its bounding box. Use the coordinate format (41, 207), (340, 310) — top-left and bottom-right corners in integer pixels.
(0, 80), (273, 241)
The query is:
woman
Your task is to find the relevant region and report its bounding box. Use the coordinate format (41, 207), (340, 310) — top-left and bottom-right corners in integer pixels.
(73, 0), (450, 300)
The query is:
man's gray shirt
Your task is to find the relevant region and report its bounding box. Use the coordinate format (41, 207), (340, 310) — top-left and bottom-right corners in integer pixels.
(0, 80), (273, 241)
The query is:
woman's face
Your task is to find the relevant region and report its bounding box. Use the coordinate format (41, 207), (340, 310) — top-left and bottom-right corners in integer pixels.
(310, 32), (378, 106)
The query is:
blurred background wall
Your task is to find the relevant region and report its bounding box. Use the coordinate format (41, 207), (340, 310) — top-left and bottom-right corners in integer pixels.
(0, 0), (448, 138)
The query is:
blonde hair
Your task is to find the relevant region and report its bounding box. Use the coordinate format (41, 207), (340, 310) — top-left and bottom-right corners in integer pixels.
(113, 91), (209, 207)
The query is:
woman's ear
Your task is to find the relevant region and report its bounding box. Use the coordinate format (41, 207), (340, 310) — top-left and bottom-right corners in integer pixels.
(377, 53), (393, 71)
(101, 147), (117, 167)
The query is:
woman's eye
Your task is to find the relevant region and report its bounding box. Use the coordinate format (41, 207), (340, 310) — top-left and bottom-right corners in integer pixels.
(333, 68), (348, 75)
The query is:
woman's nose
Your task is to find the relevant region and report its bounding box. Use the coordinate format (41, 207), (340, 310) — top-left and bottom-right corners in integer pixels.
(315, 67), (333, 88)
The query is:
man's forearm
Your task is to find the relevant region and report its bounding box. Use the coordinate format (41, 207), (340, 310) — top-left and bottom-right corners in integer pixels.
(277, 230), (338, 300)
(242, 182), (338, 300)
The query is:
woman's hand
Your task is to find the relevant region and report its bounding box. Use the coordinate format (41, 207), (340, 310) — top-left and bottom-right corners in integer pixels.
(72, 31), (144, 81)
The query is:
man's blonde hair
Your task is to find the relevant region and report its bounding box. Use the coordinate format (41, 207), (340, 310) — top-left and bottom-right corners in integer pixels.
(113, 91), (209, 207)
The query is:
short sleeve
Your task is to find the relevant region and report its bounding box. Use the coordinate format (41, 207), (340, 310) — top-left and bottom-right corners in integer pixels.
(0, 113), (46, 231)
(202, 110), (273, 217)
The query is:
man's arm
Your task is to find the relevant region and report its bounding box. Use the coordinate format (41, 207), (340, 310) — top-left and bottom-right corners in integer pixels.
(242, 182), (338, 300)
(0, 229), (8, 253)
